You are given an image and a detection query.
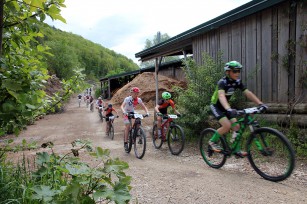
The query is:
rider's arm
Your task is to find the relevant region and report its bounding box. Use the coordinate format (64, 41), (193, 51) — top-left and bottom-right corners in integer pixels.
(218, 90), (231, 110)
(243, 89), (263, 105)
(121, 101), (126, 114)
(154, 104), (160, 113)
(140, 102), (149, 114)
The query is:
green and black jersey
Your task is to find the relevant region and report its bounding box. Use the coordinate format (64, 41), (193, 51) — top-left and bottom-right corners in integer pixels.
(211, 76), (247, 111)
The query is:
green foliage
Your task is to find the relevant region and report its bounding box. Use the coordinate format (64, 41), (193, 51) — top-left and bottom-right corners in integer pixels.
(174, 53), (224, 140)
(0, 139), (132, 203)
(39, 23), (139, 80)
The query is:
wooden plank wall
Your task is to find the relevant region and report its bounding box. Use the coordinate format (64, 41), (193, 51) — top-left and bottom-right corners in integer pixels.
(192, 0), (307, 104)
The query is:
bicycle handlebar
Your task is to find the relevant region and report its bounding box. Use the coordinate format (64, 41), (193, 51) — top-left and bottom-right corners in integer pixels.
(237, 106), (266, 115)
(127, 113), (149, 119)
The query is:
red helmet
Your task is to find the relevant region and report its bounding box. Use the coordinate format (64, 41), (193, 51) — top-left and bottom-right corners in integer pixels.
(130, 87), (140, 93)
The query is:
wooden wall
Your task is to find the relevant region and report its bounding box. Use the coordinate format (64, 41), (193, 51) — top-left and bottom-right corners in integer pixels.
(192, 1), (307, 104)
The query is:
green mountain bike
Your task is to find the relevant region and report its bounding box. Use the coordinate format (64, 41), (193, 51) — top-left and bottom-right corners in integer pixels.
(199, 106), (295, 182)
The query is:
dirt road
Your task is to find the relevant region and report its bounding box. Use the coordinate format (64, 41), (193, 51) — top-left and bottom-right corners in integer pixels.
(7, 97), (307, 204)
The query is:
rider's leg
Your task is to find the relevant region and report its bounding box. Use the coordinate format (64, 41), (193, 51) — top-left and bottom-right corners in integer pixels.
(157, 116), (162, 136)
(123, 117), (130, 143)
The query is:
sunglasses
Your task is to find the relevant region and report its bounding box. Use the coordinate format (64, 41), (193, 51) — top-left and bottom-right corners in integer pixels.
(231, 69), (241, 74)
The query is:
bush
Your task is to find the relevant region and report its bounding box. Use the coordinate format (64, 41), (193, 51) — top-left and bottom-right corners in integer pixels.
(0, 139), (131, 203)
(174, 53), (224, 140)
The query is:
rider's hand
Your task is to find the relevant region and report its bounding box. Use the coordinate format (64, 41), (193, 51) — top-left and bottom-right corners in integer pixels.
(156, 112), (162, 117)
(177, 113), (181, 117)
(259, 104), (268, 112)
(145, 113), (149, 117)
(226, 108), (237, 118)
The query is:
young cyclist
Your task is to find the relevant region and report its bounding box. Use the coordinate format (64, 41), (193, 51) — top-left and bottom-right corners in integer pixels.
(120, 87), (149, 151)
(104, 103), (118, 136)
(154, 91), (181, 138)
(209, 61), (267, 157)
(96, 97), (105, 108)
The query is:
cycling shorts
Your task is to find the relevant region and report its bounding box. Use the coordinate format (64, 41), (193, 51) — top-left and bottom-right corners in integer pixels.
(210, 104), (236, 121)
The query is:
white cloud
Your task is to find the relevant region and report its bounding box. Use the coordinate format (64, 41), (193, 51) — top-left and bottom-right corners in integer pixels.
(48, 0), (251, 64)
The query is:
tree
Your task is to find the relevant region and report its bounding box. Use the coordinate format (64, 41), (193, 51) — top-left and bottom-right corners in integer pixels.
(0, 0), (67, 135)
(140, 31), (180, 68)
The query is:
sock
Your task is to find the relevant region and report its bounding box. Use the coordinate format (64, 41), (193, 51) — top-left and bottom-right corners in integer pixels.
(210, 131), (221, 143)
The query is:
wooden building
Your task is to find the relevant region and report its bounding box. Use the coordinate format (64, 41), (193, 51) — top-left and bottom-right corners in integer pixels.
(135, 0), (307, 121)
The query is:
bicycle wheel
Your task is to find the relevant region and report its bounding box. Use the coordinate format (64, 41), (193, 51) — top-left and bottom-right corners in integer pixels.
(199, 128), (227, 168)
(152, 124), (163, 149)
(109, 123), (114, 140)
(134, 127), (146, 159)
(167, 124), (185, 155)
(247, 127), (295, 182)
(125, 130), (133, 153)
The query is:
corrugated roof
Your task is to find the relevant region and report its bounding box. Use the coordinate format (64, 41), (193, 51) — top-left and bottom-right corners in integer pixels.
(135, 0), (285, 59)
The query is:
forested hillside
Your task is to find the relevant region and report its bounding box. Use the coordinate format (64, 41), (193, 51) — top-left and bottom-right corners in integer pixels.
(39, 23), (139, 80)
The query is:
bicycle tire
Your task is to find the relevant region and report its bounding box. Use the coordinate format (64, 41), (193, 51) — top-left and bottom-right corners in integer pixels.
(199, 128), (227, 168)
(134, 127), (146, 159)
(109, 124), (114, 140)
(167, 124), (185, 155)
(126, 129), (133, 153)
(152, 124), (163, 149)
(247, 127), (295, 182)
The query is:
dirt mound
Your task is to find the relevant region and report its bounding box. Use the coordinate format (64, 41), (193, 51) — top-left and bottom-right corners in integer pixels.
(44, 75), (63, 97)
(110, 72), (186, 107)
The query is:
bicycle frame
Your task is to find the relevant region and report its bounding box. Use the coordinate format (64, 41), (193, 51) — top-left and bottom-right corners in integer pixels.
(160, 117), (173, 140)
(223, 109), (262, 156)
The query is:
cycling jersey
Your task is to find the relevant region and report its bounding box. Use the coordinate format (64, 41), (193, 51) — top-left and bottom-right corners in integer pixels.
(211, 76), (246, 108)
(104, 107), (115, 116)
(96, 99), (104, 106)
(157, 99), (175, 114)
(123, 96), (143, 113)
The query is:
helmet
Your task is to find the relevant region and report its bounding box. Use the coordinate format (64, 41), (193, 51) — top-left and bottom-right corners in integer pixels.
(162, 92), (171, 100)
(108, 104), (112, 107)
(98, 97), (102, 100)
(224, 61), (243, 71)
(130, 87), (140, 93)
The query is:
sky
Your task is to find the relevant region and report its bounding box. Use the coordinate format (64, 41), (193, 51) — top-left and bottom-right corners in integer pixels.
(47, 0), (251, 65)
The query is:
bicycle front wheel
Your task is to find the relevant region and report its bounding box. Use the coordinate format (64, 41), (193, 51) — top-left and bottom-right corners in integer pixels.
(199, 128), (227, 168)
(134, 127), (146, 159)
(152, 124), (163, 149)
(247, 127), (295, 182)
(109, 124), (114, 140)
(125, 130), (133, 153)
(167, 124), (185, 155)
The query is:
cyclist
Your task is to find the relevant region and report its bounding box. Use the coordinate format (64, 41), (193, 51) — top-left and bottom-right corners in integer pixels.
(96, 97), (105, 109)
(89, 95), (94, 111)
(209, 60), (267, 157)
(104, 103), (118, 136)
(154, 91), (181, 138)
(120, 87), (149, 151)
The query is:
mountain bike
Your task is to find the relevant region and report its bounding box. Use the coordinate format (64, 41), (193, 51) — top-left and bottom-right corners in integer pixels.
(152, 114), (185, 155)
(98, 106), (104, 122)
(90, 102), (94, 112)
(125, 113), (148, 159)
(199, 106), (295, 182)
(106, 115), (119, 140)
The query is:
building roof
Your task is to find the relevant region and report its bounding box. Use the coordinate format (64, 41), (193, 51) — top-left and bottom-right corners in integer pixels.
(135, 0), (285, 62)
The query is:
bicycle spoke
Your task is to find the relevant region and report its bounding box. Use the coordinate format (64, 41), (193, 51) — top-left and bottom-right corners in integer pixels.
(247, 128), (295, 182)
(152, 124), (163, 149)
(167, 125), (185, 155)
(199, 128), (227, 168)
(134, 127), (146, 159)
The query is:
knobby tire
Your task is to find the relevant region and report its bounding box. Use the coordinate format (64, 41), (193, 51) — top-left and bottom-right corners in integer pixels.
(167, 124), (185, 155)
(199, 128), (227, 168)
(247, 127), (295, 182)
(152, 124), (163, 149)
(134, 127), (146, 159)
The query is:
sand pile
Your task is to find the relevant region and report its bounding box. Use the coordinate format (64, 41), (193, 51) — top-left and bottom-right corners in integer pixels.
(110, 72), (186, 107)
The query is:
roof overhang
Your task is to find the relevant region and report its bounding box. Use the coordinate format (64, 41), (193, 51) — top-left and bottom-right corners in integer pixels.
(135, 0), (285, 62)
